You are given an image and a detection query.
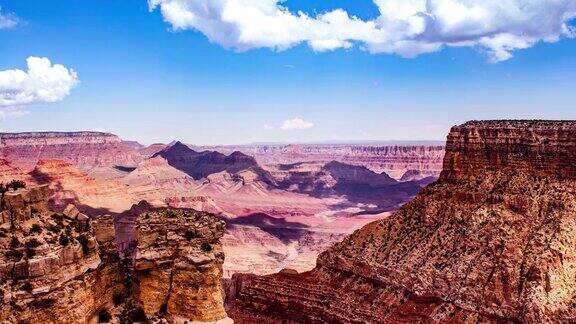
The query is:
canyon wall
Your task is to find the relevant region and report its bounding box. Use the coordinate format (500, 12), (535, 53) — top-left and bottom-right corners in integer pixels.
(200, 143), (446, 180)
(226, 120), (576, 323)
(441, 120), (576, 181)
(0, 132), (142, 171)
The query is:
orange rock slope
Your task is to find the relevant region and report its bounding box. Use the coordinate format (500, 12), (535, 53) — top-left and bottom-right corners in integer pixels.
(226, 120), (576, 323)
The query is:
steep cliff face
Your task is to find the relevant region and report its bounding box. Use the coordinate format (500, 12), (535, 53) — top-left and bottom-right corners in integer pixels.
(226, 120), (576, 323)
(127, 205), (230, 322)
(441, 120), (576, 181)
(0, 186), (123, 324)
(0, 132), (142, 171)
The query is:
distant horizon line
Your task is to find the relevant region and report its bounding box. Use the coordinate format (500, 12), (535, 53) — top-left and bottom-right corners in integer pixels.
(0, 131), (446, 147)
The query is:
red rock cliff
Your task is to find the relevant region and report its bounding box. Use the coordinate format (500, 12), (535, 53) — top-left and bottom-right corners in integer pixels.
(226, 120), (576, 323)
(0, 132), (142, 171)
(441, 120), (576, 181)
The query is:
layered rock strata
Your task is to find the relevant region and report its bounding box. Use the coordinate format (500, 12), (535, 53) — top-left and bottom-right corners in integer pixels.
(131, 206), (230, 322)
(226, 120), (576, 323)
(0, 186), (123, 323)
(0, 132), (142, 171)
(0, 186), (230, 323)
(200, 143), (446, 180)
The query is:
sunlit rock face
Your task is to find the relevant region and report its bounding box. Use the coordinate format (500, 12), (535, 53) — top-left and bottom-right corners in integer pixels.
(0, 186), (123, 324)
(226, 120), (576, 323)
(119, 203), (231, 323)
(0, 132), (142, 171)
(0, 187), (231, 323)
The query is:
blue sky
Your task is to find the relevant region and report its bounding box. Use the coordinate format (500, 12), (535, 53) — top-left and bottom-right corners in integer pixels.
(1, 0), (576, 145)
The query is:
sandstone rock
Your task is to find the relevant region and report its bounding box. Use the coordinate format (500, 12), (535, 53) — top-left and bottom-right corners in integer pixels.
(0, 131), (142, 171)
(131, 206), (229, 322)
(63, 204), (80, 219)
(226, 120), (576, 323)
(0, 185), (123, 324)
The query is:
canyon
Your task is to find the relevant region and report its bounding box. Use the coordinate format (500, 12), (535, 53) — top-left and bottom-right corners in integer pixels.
(198, 142), (445, 180)
(1, 131), (442, 277)
(1, 121), (573, 323)
(225, 120), (576, 323)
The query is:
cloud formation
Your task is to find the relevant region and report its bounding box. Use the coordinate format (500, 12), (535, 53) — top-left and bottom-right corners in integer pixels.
(280, 118), (314, 130)
(0, 6), (18, 29)
(0, 57), (79, 112)
(149, 0), (576, 62)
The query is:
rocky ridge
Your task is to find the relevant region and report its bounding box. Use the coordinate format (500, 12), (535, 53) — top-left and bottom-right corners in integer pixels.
(200, 143), (446, 180)
(0, 185), (230, 323)
(226, 120), (576, 323)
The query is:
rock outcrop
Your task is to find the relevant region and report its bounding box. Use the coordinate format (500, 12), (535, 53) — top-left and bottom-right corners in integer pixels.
(154, 142), (263, 180)
(0, 132), (142, 171)
(441, 120), (576, 181)
(0, 186), (123, 323)
(0, 186), (230, 323)
(226, 120), (576, 323)
(122, 204), (231, 322)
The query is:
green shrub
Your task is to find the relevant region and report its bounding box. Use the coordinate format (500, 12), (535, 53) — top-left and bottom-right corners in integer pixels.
(98, 308), (111, 323)
(9, 236), (20, 248)
(59, 234), (70, 246)
(21, 282), (32, 293)
(184, 231), (195, 241)
(112, 292), (125, 306)
(201, 242), (212, 252)
(31, 224), (42, 234)
(76, 234), (90, 254)
(25, 239), (41, 249)
(5, 250), (23, 262)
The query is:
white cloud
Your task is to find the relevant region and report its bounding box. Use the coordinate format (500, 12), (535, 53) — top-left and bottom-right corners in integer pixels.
(0, 107), (29, 120)
(280, 118), (314, 130)
(0, 57), (79, 114)
(0, 6), (18, 29)
(263, 124), (274, 130)
(149, 0), (576, 62)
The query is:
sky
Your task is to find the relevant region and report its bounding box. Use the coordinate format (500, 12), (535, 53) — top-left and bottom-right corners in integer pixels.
(1, 0), (575, 145)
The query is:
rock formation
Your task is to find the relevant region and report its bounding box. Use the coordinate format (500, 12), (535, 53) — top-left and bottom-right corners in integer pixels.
(0, 159), (28, 183)
(226, 120), (576, 323)
(0, 186), (123, 323)
(199, 143), (446, 180)
(272, 160), (427, 210)
(131, 206), (230, 322)
(121, 156), (199, 204)
(0, 132), (142, 171)
(153, 142), (264, 180)
(30, 159), (136, 213)
(0, 186), (230, 323)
